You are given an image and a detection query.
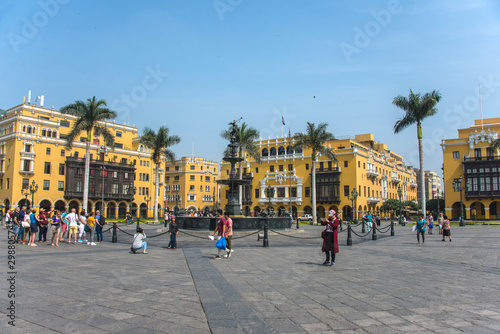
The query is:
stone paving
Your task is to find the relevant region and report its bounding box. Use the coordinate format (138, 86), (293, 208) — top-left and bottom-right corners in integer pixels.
(0, 223), (499, 333)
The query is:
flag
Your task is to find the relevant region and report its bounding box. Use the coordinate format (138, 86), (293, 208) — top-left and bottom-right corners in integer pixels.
(282, 116), (285, 126)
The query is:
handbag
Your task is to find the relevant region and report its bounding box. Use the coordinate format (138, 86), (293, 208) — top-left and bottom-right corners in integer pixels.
(84, 225), (91, 233)
(216, 236), (227, 250)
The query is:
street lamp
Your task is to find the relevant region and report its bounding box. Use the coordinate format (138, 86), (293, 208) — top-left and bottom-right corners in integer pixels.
(100, 165), (106, 217)
(397, 185), (403, 226)
(266, 185), (274, 216)
(453, 176), (465, 226)
(347, 188), (358, 223)
(212, 188), (216, 213)
(144, 195), (151, 219)
(30, 181), (38, 210)
(128, 185), (136, 217)
(21, 184), (30, 209)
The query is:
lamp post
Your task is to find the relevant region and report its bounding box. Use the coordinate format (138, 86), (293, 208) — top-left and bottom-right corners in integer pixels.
(100, 165), (106, 217)
(348, 188), (358, 223)
(128, 185), (136, 219)
(144, 195), (151, 219)
(29, 180), (38, 210)
(453, 176), (465, 226)
(212, 188), (216, 213)
(21, 184), (30, 209)
(397, 185), (403, 226)
(266, 185), (274, 216)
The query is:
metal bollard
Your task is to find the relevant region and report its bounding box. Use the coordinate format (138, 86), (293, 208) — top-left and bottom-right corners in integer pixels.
(136, 216), (140, 232)
(263, 219), (269, 247)
(391, 221), (395, 236)
(372, 224), (377, 240)
(112, 222), (117, 243)
(362, 220), (366, 234)
(347, 225), (352, 246)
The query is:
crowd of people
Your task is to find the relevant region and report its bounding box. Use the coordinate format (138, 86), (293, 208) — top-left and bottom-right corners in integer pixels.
(5, 206), (106, 247)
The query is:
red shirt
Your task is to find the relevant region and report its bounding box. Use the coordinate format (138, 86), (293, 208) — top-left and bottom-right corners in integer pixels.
(217, 216), (226, 236)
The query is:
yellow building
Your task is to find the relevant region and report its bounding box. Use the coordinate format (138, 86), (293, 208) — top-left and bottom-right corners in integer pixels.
(0, 101), (176, 219)
(441, 117), (500, 220)
(164, 156), (219, 214)
(219, 133), (418, 219)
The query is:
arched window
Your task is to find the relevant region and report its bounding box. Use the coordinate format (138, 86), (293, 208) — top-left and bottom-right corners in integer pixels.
(286, 145), (293, 154)
(270, 147), (277, 156)
(32, 127), (36, 134)
(27, 126), (32, 134)
(47, 130), (52, 137)
(278, 146), (285, 155)
(22, 125), (26, 132)
(261, 148), (268, 157)
(42, 129), (46, 136)
(52, 131), (57, 138)
(295, 147), (303, 154)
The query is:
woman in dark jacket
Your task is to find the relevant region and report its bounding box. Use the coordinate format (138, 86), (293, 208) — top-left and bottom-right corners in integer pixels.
(321, 210), (340, 266)
(167, 217), (179, 249)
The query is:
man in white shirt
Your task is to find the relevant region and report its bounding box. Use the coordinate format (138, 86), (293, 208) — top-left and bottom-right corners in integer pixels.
(66, 208), (79, 244)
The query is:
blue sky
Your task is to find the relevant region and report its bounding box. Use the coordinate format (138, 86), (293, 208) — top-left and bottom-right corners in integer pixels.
(1, 0), (500, 176)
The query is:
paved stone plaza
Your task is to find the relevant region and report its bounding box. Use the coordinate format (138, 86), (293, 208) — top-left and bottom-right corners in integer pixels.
(1, 223), (500, 333)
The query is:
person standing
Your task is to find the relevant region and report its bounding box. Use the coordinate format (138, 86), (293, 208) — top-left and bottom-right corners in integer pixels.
(38, 208), (50, 242)
(28, 208), (40, 247)
(428, 214), (434, 234)
(366, 211), (373, 232)
(164, 211), (169, 227)
(86, 212), (97, 245)
(95, 210), (105, 242)
(321, 210), (340, 266)
(223, 212), (233, 258)
(11, 208), (20, 243)
(77, 210), (87, 243)
(131, 227), (147, 254)
(437, 213), (444, 235)
(59, 208), (69, 242)
(4, 209), (12, 229)
(50, 210), (61, 247)
(17, 206), (27, 244)
(167, 217), (178, 249)
(211, 210), (226, 259)
(416, 214), (427, 244)
(442, 215), (452, 242)
(66, 208), (79, 244)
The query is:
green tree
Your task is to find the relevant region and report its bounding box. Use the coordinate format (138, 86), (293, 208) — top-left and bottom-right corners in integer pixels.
(491, 138), (500, 151)
(60, 97), (117, 214)
(426, 198), (445, 215)
(393, 89), (442, 216)
(380, 199), (400, 217)
(140, 126), (181, 223)
(404, 200), (419, 211)
(293, 122), (337, 224)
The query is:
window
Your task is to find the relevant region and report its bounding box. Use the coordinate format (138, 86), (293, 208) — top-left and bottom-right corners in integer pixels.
(74, 151), (79, 158)
(174, 176), (179, 181)
(43, 180), (50, 190)
(205, 185), (210, 191)
(166, 176), (170, 182)
(189, 195), (195, 201)
(175, 166), (179, 171)
(190, 185), (195, 191)
(112, 184), (119, 194)
(166, 185), (170, 191)
(256, 167), (259, 173)
(288, 164), (293, 171)
(44, 162), (51, 174)
(0, 179), (2, 190)
(59, 163), (65, 175)
(22, 178), (29, 189)
(23, 160), (30, 172)
(305, 187), (310, 197)
(270, 147), (277, 156)
(290, 187), (297, 197)
(305, 164), (309, 170)
(116, 131), (122, 137)
(190, 175), (195, 181)
(24, 144), (31, 152)
(452, 151), (459, 159)
(114, 143), (123, 149)
(190, 165), (195, 170)
(61, 149), (65, 156)
(75, 181), (82, 192)
(255, 188), (259, 198)
(363, 163), (365, 169)
(344, 185), (349, 196)
(6, 178), (9, 189)
(113, 171), (118, 178)
(57, 181), (64, 191)
(200, 175), (203, 181)
(200, 185), (203, 191)
(262, 148), (268, 157)
(344, 161), (348, 167)
(279, 165), (283, 172)
(166, 167), (169, 171)
(270, 166), (275, 172)
(46, 148), (51, 155)
(121, 158), (127, 164)
(125, 172), (129, 179)
(60, 120), (70, 127)
(358, 161), (360, 168)
(205, 176), (210, 182)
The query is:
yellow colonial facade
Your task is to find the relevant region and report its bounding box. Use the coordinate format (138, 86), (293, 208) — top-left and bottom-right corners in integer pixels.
(441, 117), (500, 220)
(164, 156), (219, 213)
(219, 133), (418, 219)
(0, 102), (181, 219)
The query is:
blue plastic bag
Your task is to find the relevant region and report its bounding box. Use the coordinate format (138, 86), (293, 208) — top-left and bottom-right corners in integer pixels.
(216, 236), (227, 250)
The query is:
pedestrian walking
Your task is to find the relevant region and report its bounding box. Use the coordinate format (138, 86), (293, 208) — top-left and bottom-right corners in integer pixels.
(167, 217), (178, 249)
(223, 212), (233, 258)
(211, 210), (227, 259)
(5, 209), (12, 229)
(131, 227), (147, 254)
(321, 210), (340, 266)
(442, 215), (452, 242)
(416, 214), (427, 244)
(366, 211), (373, 232)
(11, 208), (20, 243)
(437, 213), (444, 235)
(428, 214), (434, 234)
(28, 208), (40, 247)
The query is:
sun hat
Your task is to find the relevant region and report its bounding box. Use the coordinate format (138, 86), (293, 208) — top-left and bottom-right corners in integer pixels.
(328, 210), (336, 217)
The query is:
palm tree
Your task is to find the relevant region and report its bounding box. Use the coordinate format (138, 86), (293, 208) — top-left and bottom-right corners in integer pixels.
(293, 122), (337, 224)
(221, 122), (261, 208)
(393, 89), (442, 216)
(492, 138), (500, 151)
(60, 97), (117, 214)
(140, 126), (180, 223)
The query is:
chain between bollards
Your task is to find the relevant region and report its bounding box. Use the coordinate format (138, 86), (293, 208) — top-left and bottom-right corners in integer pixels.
(112, 222), (117, 243)
(347, 225), (352, 246)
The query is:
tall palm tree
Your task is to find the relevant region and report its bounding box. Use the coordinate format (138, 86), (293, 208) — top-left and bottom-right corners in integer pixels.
(393, 89), (442, 216)
(221, 122), (261, 208)
(60, 97), (117, 214)
(293, 122), (337, 224)
(492, 138), (500, 151)
(140, 126), (180, 223)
